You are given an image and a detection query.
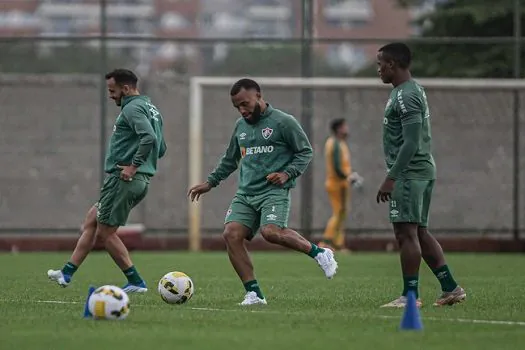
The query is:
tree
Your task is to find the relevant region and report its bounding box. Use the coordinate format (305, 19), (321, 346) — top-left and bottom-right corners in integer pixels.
(395, 0), (525, 78)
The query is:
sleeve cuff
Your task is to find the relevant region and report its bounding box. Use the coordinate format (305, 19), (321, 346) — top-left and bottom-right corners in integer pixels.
(284, 170), (294, 179)
(386, 172), (398, 180)
(207, 176), (219, 187)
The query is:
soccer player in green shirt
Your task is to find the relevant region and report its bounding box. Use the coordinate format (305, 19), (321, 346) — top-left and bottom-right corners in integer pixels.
(376, 43), (466, 308)
(47, 69), (167, 293)
(188, 78), (338, 306)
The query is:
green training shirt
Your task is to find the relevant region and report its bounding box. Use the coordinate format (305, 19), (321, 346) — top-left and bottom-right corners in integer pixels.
(104, 95), (167, 177)
(207, 104), (313, 195)
(383, 79), (436, 180)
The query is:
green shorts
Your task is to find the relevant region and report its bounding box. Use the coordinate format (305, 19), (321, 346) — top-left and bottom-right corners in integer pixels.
(224, 188), (291, 240)
(95, 173), (149, 227)
(389, 179), (434, 227)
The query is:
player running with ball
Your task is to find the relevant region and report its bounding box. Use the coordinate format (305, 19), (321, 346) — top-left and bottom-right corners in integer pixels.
(188, 78), (338, 306)
(376, 43), (466, 307)
(47, 69), (167, 293)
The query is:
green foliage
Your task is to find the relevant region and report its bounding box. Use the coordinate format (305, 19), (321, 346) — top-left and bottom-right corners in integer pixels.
(393, 0), (525, 78)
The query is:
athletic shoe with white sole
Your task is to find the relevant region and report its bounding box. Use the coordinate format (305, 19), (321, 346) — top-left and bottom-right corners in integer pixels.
(47, 269), (71, 288)
(380, 296), (423, 308)
(433, 286), (466, 306)
(122, 281), (148, 293)
(315, 248), (338, 279)
(239, 291), (267, 306)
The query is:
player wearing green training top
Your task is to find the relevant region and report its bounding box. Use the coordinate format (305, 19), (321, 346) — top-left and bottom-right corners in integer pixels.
(375, 43), (466, 308)
(188, 78), (338, 306)
(47, 69), (167, 293)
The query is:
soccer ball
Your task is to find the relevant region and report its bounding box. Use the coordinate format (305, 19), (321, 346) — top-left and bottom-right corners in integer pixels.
(158, 271), (194, 304)
(88, 285), (130, 320)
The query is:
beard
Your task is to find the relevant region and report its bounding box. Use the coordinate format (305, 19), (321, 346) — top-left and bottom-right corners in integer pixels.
(114, 92), (124, 106)
(243, 101), (262, 125)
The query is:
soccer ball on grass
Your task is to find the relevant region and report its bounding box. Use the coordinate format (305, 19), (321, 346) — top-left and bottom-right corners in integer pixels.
(88, 285), (130, 320)
(158, 271), (194, 304)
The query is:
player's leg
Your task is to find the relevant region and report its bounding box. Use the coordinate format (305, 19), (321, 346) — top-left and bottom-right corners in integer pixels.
(332, 186), (349, 251)
(97, 223), (147, 293)
(320, 184), (345, 250)
(381, 179), (424, 308)
(417, 180), (466, 306)
(47, 205), (98, 287)
(96, 175), (148, 293)
(419, 227), (466, 306)
(258, 189), (338, 279)
(223, 195), (266, 305)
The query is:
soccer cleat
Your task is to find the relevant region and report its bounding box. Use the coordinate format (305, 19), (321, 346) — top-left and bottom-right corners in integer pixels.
(380, 296), (423, 309)
(122, 281), (148, 294)
(47, 269), (71, 288)
(239, 291), (267, 306)
(315, 248), (338, 279)
(433, 286), (466, 306)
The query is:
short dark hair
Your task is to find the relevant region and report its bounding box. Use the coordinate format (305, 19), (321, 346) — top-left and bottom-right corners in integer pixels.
(330, 118), (346, 134)
(378, 42), (411, 69)
(230, 78), (261, 96)
(105, 69), (138, 87)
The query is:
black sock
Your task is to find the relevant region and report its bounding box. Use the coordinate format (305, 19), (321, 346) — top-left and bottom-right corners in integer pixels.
(122, 265), (143, 285)
(402, 275), (419, 299)
(307, 243), (324, 258)
(61, 262), (78, 277)
(243, 279), (264, 299)
(432, 265), (458, 292)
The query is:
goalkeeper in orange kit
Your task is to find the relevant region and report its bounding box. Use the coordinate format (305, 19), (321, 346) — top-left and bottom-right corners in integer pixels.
(319, 119), (362, 252)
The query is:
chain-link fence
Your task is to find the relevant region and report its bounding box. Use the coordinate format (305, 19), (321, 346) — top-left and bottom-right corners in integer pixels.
(0, 0), (523, 238)
(0, 73), (523, 236)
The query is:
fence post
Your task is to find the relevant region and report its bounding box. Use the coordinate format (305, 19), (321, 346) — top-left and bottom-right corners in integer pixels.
(99, 0), (108, 190)
(300, 0), (314, 239)
(513, 0), (521, 241)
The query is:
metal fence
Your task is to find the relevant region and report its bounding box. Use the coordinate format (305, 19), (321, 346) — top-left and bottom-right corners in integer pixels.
(0, 74), (523, 237)
(0, 0), (523, 238)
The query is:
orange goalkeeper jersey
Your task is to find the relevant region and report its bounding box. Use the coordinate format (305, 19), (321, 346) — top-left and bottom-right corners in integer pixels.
(324, 136), (351, 186)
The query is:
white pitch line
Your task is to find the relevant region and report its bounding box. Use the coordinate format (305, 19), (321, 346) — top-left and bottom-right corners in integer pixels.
(375, 314), (525, 326)
(2, 299), (525, 327)
(187, 306), (525, 326)
(438, 317), (525, 327)
(35, 300), (83, 304)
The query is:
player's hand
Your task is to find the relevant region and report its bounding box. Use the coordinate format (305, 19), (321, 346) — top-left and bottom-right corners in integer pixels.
(117, 164), (137, 182)
(188, 182), (212, 202)
(266, 172), (289, 186)
(348, 172), (359, 184)
(376, 177), (395, 203)
(349, 172), (364, 188)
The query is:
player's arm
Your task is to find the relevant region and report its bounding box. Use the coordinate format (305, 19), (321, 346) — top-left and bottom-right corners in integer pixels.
(206, 125), (241, 187)
(124, 105), (157, 167)
(331, 140), (348, 179)
(387, 91), (423, 179)
(281, 116), (313, 180)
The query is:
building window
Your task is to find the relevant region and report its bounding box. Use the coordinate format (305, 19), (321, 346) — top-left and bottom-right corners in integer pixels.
(51, 17), (73, 34)
(160, 12), (192, 30)
(325, 18), (368, 29)
(0, 11), (39, 29)
(246, 19), (291, 38)
(326, 43), (368, 73)
(110, 18), (138, 34)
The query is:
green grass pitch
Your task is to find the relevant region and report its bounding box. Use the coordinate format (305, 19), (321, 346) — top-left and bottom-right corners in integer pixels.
(1, 251), (525, 349)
